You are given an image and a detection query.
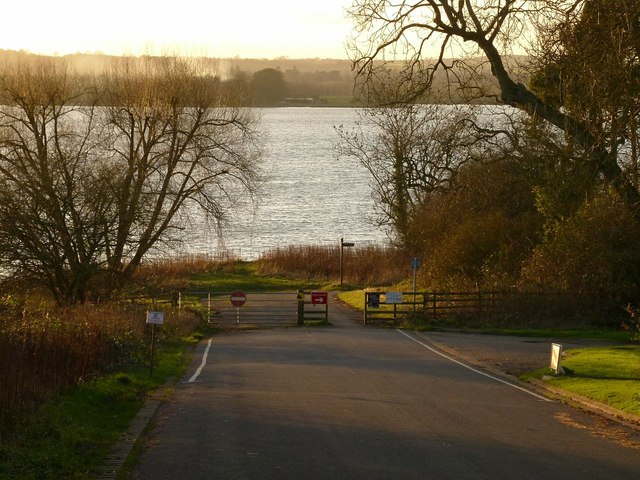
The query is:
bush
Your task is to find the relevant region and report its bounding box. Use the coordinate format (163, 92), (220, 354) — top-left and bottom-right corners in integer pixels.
(521, 188), (640, 309)
(407, 158), (541, 290)
(0, 300), (199, 433)
(258, 244), (408, 286)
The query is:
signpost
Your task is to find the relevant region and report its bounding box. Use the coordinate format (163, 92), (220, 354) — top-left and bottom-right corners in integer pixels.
(230, 291), (247, 307)
(230, 291), (247, 324)
(340, 238), (355, 286)
(146, 311), (165, 377)
(411, 257), (421, 311)
(385, 292), (403, 323)
(311, 291), (328, 305)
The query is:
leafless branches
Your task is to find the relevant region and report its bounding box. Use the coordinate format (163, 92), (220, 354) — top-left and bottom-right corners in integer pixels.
(0, 56), (262, 303)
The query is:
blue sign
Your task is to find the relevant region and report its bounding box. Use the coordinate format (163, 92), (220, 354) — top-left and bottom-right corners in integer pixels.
(411, 257), (421, 269)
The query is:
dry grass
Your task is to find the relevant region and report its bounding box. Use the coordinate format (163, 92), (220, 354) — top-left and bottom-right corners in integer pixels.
(132, 253), (238, 289)
(258, 244), (409, 287)
(0, 298), (200, 433)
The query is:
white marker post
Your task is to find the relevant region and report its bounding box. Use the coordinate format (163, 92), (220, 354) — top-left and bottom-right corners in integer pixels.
(550, 343), (564, 375)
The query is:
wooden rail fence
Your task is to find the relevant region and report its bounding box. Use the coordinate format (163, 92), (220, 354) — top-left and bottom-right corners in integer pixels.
(363, 290), (576, 326)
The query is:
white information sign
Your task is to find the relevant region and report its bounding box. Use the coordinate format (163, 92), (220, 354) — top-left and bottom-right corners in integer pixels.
(385, 292), (403, 304)
(146, 311), (165, 325)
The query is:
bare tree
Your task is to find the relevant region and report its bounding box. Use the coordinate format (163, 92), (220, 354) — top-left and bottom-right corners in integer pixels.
(99, 56), (262, 286)
(0, 59), (111, 303)
(348, 1), (640, 212)
(337, 101), (478, 243)
(0, 56), (262, 304)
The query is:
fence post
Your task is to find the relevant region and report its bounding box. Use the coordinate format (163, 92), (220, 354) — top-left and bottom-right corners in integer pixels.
(364, 291), (368, 325)
(297, 290), (305, 326)
(433, 292), (437, 318)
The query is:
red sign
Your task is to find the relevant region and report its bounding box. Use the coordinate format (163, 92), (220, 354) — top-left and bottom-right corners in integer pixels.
(311, 291), (328, 305)
(230, 290), (247, 307)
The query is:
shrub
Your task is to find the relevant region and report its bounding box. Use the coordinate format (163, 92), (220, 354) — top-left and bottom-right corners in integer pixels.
(521, 188), (640, 318)
(258, 244), (408, 286)
(0, 300), (199, 433)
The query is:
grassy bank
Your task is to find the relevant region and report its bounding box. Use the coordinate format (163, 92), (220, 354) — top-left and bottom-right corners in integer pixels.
(0, 333), (201, 479)
(523, 346), (640, 417)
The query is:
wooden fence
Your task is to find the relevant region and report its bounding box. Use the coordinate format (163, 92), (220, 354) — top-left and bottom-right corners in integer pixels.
(363, 290), (594, 326)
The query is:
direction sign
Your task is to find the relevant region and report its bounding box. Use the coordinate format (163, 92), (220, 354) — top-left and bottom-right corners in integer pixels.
(230, 290), (247, 307)
(311, 291), (328, 305)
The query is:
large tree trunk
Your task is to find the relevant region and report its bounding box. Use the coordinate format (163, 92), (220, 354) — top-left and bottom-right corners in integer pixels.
(481, 39), (640, 213)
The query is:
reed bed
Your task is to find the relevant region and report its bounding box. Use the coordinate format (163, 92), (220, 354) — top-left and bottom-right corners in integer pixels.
(258, 244), (409, 286)
(133, 253), (238, 289)
(0, 299), (199, 434)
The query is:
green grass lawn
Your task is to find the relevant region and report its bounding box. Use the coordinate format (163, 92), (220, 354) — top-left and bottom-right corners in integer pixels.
(187, 261), (323, 292)
(542, 346), (640, 416)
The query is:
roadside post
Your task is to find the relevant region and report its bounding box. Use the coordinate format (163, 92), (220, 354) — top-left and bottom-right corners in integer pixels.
(230, 290), (247, 324)
(340, 238), (355, 286)
(411, 257), (421, 311)
(550, 343), (564, 375)
(311, 291), (329, 323)
(146, 310), (165, 377)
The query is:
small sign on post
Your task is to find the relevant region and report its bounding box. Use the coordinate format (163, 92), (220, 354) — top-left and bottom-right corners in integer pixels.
(311, 291), (328, 305)
(146, 311), (164, 377)
(146, 311), (165, 325)
(230, 291), (247, 307)
(340, 238), (355, 286)
(230, 290), (246, 324)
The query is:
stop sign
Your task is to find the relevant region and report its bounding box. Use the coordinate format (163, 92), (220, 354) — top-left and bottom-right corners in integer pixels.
(230, 290), (247, 307)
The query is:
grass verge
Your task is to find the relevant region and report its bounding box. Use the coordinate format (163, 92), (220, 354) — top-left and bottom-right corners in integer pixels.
(522, 346), (640, 417)
(0, 336), (199, 480)
(186, 260), (324, 292)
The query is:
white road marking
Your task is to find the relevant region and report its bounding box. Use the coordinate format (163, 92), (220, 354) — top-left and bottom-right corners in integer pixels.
(188, 338), (213, 383)
(397, 329), (552, 402)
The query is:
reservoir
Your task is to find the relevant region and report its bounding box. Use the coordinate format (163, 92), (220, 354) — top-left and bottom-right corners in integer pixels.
(179, 107), (388, 259)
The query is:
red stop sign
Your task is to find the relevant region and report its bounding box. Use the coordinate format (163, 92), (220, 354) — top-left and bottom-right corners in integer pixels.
(230, 291), (246, 307)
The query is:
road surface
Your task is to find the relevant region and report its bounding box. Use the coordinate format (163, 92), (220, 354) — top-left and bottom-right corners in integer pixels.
(133, 299), (640, 479)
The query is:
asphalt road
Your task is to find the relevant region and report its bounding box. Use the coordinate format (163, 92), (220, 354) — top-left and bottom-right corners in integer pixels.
(134, 304), (640, 479)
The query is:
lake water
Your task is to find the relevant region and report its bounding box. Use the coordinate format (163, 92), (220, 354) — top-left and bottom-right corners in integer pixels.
(179, 108), (388, 259)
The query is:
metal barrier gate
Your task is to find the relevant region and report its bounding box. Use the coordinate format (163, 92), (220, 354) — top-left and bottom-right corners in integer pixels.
(180, 290), (329, 326)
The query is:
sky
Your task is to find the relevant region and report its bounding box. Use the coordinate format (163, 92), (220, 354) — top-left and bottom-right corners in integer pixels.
(1, 1), (355, 59)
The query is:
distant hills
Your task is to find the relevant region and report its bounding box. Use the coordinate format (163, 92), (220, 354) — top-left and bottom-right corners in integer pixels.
(0, 49), (530, 105)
